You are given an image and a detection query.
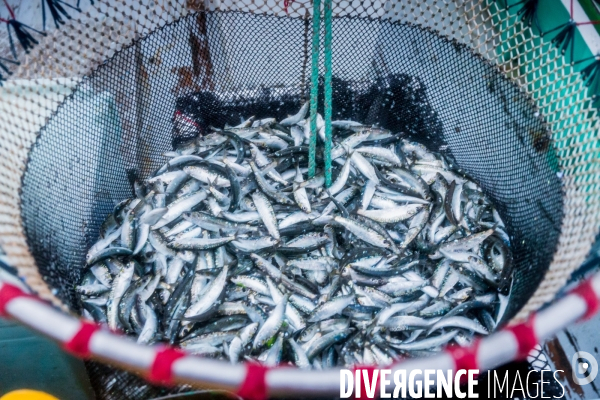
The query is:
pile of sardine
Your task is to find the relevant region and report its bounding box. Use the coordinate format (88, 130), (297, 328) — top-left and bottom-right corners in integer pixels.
(78, 103), (513, 368)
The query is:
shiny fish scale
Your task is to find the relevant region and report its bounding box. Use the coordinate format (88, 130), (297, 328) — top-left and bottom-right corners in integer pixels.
(78, 105), (512, 368)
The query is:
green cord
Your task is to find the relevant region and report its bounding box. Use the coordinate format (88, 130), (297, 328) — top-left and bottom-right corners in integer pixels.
(308, 0), (321, 179)
(323, 0), (333, 187)
(308, 0), (333, 185)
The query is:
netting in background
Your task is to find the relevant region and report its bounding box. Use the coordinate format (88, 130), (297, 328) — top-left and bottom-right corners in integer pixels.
(0, 0), (599, 399)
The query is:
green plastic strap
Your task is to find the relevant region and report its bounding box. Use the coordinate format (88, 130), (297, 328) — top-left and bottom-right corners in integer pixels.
(323, 0), (333, 187)
(308, 0), (333, 186)
(308, 0), (321, 179)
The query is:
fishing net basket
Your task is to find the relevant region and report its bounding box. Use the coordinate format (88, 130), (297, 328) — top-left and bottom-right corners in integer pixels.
(0, 0), (599, 398)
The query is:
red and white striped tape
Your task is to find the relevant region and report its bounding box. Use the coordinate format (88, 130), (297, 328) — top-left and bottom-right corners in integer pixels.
(0, 273), (599, 400)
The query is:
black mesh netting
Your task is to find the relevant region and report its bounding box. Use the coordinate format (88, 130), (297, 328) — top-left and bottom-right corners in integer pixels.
(19, 10), (562, 399)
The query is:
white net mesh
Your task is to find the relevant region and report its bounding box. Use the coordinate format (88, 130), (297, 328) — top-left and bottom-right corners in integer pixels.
(0, 0), (598, 397)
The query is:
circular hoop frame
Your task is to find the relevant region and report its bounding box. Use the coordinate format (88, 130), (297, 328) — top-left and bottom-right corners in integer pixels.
(0, 274), (597, 397)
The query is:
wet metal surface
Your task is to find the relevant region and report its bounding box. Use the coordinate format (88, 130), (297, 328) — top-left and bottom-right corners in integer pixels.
(546, 311), (600, 399)
(0, 318), (95, 399)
